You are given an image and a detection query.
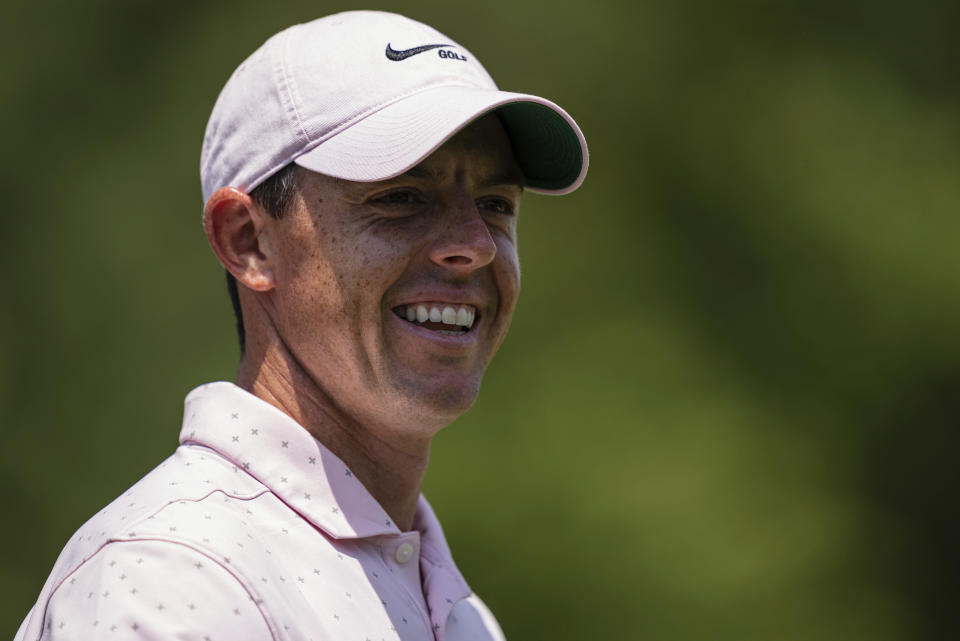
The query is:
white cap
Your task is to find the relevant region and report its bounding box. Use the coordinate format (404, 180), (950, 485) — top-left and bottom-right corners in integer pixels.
(200, 10), (589, 204)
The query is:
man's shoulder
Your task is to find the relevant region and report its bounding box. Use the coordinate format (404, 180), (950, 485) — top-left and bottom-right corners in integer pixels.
(37, 445), (267, 596)
(16, 444), (281, 640)
(17, 537), (273, 641)
(69, 444), (264, 548)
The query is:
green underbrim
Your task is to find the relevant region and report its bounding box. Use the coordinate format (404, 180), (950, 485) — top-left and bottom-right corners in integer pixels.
(496, 102), (585, 194)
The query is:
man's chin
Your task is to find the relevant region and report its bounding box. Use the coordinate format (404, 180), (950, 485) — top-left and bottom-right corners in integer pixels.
(390, 375), (483, 428)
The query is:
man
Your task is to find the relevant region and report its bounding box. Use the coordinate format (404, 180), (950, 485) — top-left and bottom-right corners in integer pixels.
(16, 10), (587, 641)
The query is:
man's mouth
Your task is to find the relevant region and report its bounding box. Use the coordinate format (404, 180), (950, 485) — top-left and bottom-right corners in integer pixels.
(392, 303), (477, 336)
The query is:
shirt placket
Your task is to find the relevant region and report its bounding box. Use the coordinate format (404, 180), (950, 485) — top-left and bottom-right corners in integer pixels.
(379, 533), (437, 639)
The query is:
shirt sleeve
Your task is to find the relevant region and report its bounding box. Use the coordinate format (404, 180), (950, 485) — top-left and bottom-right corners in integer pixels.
(34, 539), (274, 641)
(444, 594), (507, 641)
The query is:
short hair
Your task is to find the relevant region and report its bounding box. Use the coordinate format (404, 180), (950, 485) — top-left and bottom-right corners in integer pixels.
(225, 163), (301, 354)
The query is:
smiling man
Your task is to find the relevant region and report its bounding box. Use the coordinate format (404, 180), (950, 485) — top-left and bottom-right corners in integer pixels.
(16, 10), (586, 641)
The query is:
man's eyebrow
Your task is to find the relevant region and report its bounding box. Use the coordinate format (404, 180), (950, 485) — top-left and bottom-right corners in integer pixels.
(399, 165), (526, 189)
(401, 165), (442, 181)
(479, 167), (526, 190)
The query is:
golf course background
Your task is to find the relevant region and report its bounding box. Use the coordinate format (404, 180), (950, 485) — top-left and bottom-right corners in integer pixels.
(2, 0), (958, 638)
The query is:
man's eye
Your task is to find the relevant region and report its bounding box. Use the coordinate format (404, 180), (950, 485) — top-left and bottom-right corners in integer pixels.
(479, 198), (515, 215)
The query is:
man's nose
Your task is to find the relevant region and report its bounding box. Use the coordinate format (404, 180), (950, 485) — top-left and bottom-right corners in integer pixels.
(427, 200), (498, 273)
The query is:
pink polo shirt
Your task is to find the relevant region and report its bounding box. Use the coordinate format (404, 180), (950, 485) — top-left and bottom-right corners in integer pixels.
(16, 382), (506, 641)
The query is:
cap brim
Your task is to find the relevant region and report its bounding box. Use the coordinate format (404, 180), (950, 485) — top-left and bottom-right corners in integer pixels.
(293, 85), (588, 195)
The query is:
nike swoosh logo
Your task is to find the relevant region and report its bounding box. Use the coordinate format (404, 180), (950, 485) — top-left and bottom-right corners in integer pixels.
(385, 43), (452, 61)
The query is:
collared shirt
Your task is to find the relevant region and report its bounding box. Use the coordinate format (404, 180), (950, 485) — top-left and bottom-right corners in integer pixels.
(16, 382), (506, 641)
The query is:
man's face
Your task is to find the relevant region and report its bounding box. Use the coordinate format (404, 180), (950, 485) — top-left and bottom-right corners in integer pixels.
(262, 114), (523, 439)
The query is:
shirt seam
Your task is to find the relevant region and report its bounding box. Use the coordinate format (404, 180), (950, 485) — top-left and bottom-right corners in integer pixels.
(37, 537), (279, 641)
(122, 537), (280, 640)
(129, 487), (272, 526)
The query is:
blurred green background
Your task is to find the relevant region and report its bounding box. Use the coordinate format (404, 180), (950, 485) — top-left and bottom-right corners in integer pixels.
(2, 0), (958, 639)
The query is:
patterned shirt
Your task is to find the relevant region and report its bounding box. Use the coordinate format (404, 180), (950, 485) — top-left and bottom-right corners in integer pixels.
(16, 382), (506, 641)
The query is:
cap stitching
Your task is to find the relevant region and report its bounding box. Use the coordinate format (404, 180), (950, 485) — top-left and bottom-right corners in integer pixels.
(275, 28), (311, 143)
(295, 80), (483, 158)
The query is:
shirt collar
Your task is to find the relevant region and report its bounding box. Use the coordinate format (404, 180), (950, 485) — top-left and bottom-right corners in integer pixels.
(179, 382), (473, 633)
(180, 381), (399, 539)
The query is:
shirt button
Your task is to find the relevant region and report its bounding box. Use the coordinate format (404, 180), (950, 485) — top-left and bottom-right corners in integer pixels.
(395, 542), (414, 564)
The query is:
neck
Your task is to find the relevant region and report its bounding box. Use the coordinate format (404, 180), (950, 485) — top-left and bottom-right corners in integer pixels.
(237, 335), (431, 533)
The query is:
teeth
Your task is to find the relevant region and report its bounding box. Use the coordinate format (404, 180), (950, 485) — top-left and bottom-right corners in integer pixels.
(401, 303), (476, 330)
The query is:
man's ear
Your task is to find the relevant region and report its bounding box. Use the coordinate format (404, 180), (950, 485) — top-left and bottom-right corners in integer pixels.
(203, 187), (275, 292)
